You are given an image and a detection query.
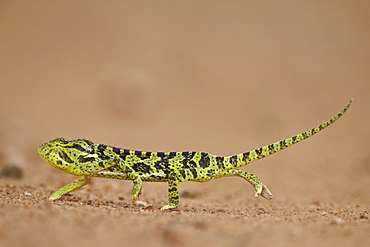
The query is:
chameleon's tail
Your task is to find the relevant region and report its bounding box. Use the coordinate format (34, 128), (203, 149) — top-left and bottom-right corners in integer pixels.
(227, 99), (353, 169)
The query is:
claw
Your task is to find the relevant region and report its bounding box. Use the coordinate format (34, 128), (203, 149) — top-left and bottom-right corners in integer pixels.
(255, 184), (273, 200)
(131, 187), (143, 202)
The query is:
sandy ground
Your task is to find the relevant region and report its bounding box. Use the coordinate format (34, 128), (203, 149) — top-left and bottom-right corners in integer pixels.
(0, 1), (369, 247)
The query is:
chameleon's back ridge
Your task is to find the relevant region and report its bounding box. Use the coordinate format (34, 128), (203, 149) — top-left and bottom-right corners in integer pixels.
(38, 99), (353, 210)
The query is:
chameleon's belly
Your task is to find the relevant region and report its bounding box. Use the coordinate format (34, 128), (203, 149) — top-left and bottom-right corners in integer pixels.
(89, 167), (169, 182)
(139, 175), (168, 182)
(137, 171), (168, 181)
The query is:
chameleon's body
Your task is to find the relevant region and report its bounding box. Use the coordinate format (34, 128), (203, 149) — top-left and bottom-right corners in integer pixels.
(38, 99), (352, 210)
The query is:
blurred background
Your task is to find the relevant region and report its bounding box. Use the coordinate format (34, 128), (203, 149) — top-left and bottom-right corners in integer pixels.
(0, 0), (369, 201)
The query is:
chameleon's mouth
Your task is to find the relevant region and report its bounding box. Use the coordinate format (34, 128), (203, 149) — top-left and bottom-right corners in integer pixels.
(37, 143), (50, 160)
(38, 144), (67, 171)
(37, 142), (45, 153)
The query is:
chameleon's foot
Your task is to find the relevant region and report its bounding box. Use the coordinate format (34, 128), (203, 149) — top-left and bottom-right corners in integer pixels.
(131, 186), (143, 202)
(255, 184), (273, 200)
(131, 181), (143, 202)
(49, 195), (61, 200)
(48, 176), (92, 201)
(132, 194), (139, 202)
(160, 203), (179, 210)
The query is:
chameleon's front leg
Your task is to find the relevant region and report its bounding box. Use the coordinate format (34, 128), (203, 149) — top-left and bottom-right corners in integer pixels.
(49, 176), (91, 200)
(113, 158), (142, 202)
(129, 174), (142, 202)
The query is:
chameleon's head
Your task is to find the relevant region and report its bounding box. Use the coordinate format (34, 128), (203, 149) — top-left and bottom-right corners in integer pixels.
(38, 137), (95, 175)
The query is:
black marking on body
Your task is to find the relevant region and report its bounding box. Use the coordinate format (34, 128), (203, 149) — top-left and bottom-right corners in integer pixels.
(98, 154), (111, 160)
(255, 148), (263, 156)
(97, 144), (107, 153)
(69, 143), (87, 152)
(138, 152), (150, 159)
(229, 155), (238, 166)
(190, 169), (198, 178)
(119, 154), (127, 160)
(157, 152), (177, 159)
(199, 152), (210, 168)
(78, 156), (96, 163)
(98, 161), (105, 168)
(179, 170), (186, 179)
(156, 152), (165, 158)
(169, 152), (178, 158)
(112, 147), (121, 155)
(279, 140), (287, 148)
(216, 156), (225, 169)
(154, 161), (166, 171)
(188, 160), (197, 167)
(186, 152), (196, 161)
(168, 186), (177, 193)
(243, 152), (250, 161)
(135, 163), (152, 174)
(292, 136), (297, 143)
(178, 152), (192, 167)
(59, 151), (74, 163)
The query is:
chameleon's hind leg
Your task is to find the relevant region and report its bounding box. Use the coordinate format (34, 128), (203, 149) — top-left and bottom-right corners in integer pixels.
(49, 175), (91, 200)
(212, 169), (273, 200)
(160, 174), (181, 210)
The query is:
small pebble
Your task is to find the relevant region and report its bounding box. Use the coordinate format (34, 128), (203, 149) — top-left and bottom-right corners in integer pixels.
(330, 217), (345, 225)
(135, 200), (148, 207)
(135, 200), (153, 209)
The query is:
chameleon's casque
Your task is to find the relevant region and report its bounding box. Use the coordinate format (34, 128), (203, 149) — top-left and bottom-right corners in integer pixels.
(38, 99), (352, 210)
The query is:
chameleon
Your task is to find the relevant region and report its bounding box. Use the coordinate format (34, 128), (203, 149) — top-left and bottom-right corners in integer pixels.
(38, 99), (352, 210)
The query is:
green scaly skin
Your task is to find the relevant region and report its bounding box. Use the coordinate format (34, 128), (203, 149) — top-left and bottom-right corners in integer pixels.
(38, 99), (352, 210)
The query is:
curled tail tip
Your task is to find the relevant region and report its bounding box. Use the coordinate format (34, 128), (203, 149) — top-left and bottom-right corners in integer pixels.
(344, 98), (353, 112)
(339, 98), (353, 114)
(347, 98), (353, 107)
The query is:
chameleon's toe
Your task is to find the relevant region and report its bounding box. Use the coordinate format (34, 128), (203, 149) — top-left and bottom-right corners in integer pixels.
(49, 190), (65, 200)
(49, 195), (59, 200)
(255, 184), (273, 200)
(131, 188), (143, 202)
(160, 203), (178, 210)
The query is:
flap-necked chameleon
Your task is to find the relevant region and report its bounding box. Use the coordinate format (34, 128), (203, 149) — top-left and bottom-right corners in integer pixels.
(38, 99), (352, 210)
